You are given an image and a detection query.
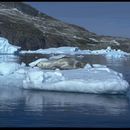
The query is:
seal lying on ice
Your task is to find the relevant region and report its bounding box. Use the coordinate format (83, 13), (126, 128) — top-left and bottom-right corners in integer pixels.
(36, 57), (89, 70)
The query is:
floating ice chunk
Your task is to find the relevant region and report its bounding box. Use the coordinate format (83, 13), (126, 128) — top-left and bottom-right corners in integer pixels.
(106, 46), (112, 51)
(49, 55), (66, 60)
(84, 64), (107, 70)
(23, 66), (129, 94)
(29, 58), (48, 67)
(23, 78), (129, 94)
(21, 62), (26, 67)
(104, 46), (128, 58)
(93, 64), (107, 68)
(84, 64), (92, 69)
(93, 67), (111, 72)
(42, 71), (65, 83)
(91, 64), (111, 72)
(106, 51), (128, 58)
(20, 46), (130, 58)
(77, 55), (84, 58)
(15, 68), (26, 74)
(0, 63), (128, 94)
(0, 37), (20, 54)
(26, 70), (44, 84)
(23, 70), (65, 89)
(0, 62), (20, 75)
(20, 47), (80, 54)
(23, 69), (44, 89)
(48, 47), (79, 54)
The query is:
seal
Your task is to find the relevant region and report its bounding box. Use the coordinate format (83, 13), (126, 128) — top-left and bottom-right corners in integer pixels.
(37, 57), (87, 70)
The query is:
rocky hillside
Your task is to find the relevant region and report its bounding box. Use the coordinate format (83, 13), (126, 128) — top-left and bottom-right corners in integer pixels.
(0, 2), (130, 52)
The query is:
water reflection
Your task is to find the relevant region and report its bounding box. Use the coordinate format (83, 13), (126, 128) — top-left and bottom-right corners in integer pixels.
(0, 55), (20, 63)
(0, 88), (24, 111)
(0, 88), (129, 116)
(82, 55), (107, 65)
(106, 56), (130, 67)
(24, 91), (130, 115)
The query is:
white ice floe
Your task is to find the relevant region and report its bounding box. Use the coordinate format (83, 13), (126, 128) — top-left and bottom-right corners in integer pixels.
(89, 47), (129, 58)
(0, 62), (20, 76)
(23, 70), (65, 89)
(20, 46), (129, 58)
(0, 37), (20, 54)
(21, 47), (79, 55)
(23, 64), (129, 94)
(0, 66), (40, 88)
(84, 64), (93, 69)
(49, 54), (66, 60)
(105, 49), (128, 58)
(84, 64), (107, 70)
(0, 61), (129, 94)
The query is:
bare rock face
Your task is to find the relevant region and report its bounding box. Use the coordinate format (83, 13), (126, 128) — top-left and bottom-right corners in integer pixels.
(0, 2), (130, 52)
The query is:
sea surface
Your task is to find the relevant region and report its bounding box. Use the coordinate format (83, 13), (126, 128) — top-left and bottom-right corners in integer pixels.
(0, 54), (130, 127)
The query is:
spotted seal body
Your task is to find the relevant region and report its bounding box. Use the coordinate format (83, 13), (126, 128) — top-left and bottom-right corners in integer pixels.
(37, 57), (86, 70)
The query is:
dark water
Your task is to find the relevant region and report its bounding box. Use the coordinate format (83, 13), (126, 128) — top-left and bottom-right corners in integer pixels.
(0, 54), (130, 127)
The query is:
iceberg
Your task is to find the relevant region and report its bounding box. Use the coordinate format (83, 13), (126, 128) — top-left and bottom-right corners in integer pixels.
(0, 61), (129, 94)
(23, 65), (129, 94)
(0, 62), (20, 76)
(21, 47), (79, 55)
(0, 37), (20, 54)
(0, 66), (40, 88)
(105, 49), (128, 58)
(20, 46), (129, 58)
(49, 54), (66, 60)
(90, 47), (129, 58)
